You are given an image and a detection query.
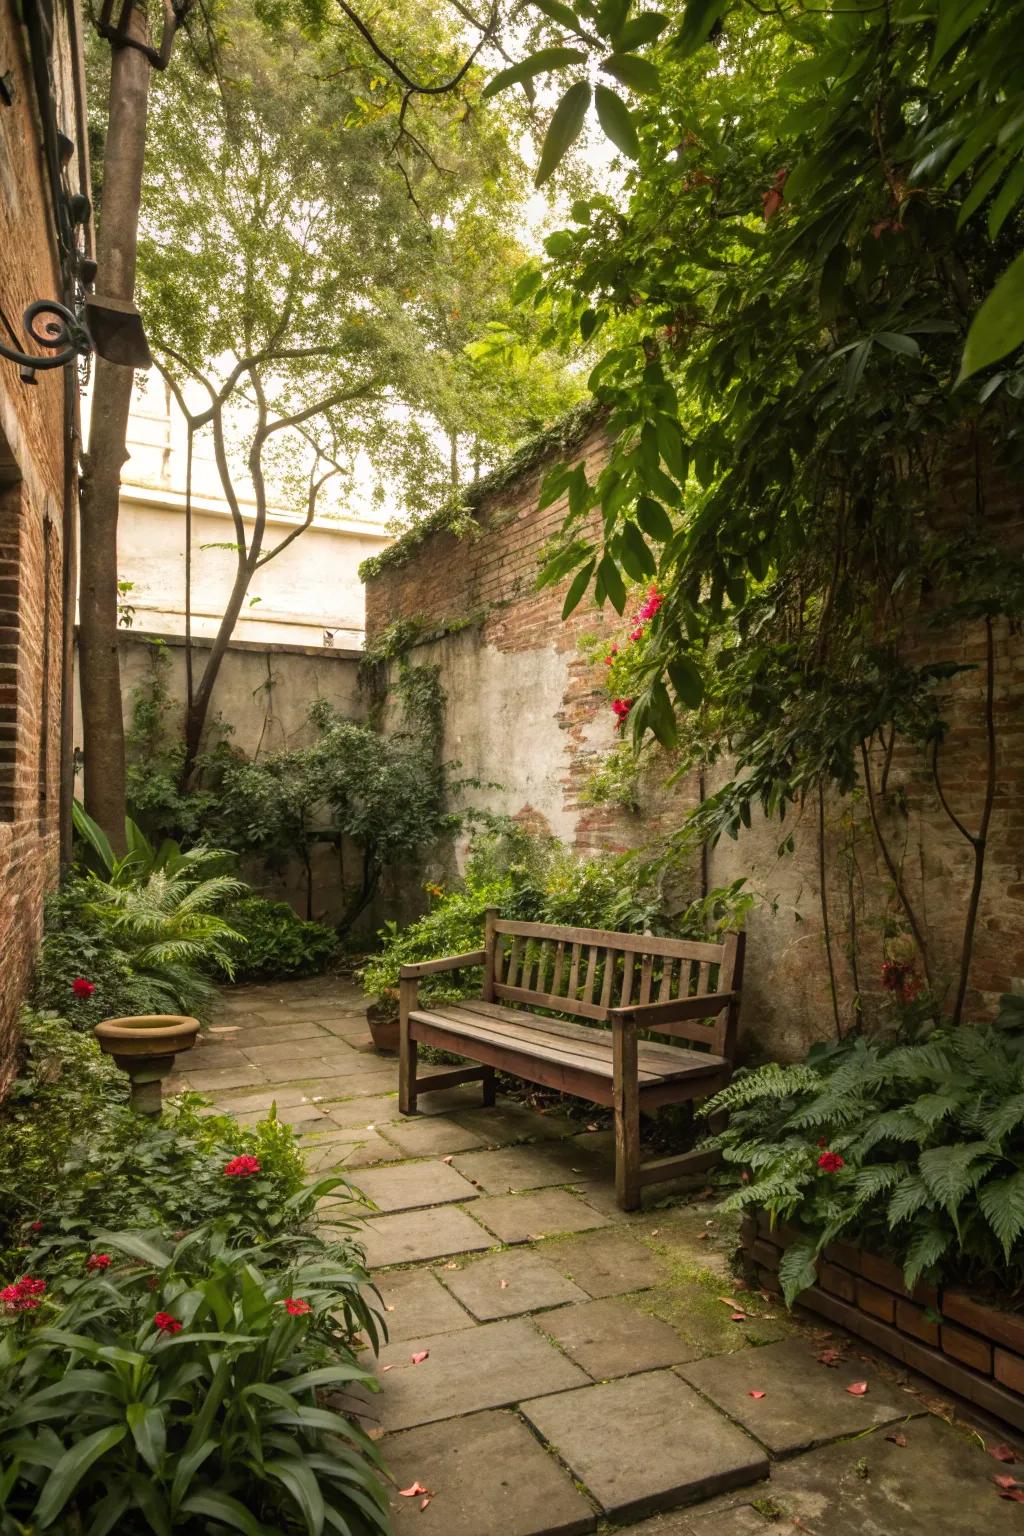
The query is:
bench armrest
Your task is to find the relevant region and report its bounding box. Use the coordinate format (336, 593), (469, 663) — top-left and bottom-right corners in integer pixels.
(399, 950), (487, 980)
(609, 992), (737, 1028)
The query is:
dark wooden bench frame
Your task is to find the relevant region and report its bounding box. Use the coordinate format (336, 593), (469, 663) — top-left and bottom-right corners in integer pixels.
(398, 908), (745, 1210)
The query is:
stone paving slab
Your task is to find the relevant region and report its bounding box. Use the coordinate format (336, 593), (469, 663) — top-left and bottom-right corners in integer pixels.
(521, 1370), (768, 1523)
(208, 1085), (314, 1113)
(542, 1230), (666, 1299)
(359, 1206), (493, 1268)
(370, 1268), (475, 1343)
(677, 1337), (920, 1456)
(452, 1102), (579, 1143)
(218, 1023), (328, 1047)
(471, 1188), (611, 1245)
(617, 1509), (766, 1536)
(354, 1159), (480, 1213)
(172, 1065), (265, 1092)
(369, 1318), (590, 1431)
(234, 1102), (328, 1129)
(438, 1247), (589, 1321)
(342, 1134), (407, 1168)
(322, 1094), (402, 1127)
(185, 1046), (252, 1070)
(378, 1116), (489, 1159)
(538, 1297), (698, 1377)
(383, 1409), (596, 1536)
(765, 1411), (1024, 1535)
(451, 1140), (608, 1194)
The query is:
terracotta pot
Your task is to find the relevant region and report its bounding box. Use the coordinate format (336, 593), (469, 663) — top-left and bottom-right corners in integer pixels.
(366, 1002), (399, 1055)
(94, 1014), (200, 1115)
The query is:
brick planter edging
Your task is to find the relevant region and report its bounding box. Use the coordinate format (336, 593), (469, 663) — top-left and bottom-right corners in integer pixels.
(743, 1212), (1024, 1432)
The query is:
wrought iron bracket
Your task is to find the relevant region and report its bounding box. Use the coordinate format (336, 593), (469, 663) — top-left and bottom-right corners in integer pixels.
(0, 300), (92, 385)
(94, 0), (195, 71)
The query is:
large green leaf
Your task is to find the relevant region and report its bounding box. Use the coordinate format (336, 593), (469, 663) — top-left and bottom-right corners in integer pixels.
(34, 1423), (128, 1528)
(594, 85), (640, 159)
(600, 52), (660, 93)
(676, 0), (728, 59)
(126, 1403), (166, 1473)
(266, 1456), (326, 1536)
(483, 47), (587, 100)
(71, 798), (115, 876)
(562, 558), (596, 618)
(957, 253), (1024, 382)
(536, 82), (592, 188)
(180, 1489), (272, 1536)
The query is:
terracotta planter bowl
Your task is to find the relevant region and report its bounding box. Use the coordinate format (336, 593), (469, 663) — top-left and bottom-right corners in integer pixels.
(94, 1014), (200, 1115)
(366, 1003), (399, 1055)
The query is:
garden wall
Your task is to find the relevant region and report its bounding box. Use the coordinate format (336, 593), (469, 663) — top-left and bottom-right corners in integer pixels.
(72, 631), (366, 924)
(363, 419), (1024, 1059)
(0, 0), (88, 1096)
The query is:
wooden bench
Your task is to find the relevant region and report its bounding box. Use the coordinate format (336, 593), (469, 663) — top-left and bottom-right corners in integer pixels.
(398, 909), (745, 1210)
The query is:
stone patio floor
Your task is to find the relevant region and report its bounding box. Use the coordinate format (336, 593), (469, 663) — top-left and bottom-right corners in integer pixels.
(176, 976), (1024, 1535)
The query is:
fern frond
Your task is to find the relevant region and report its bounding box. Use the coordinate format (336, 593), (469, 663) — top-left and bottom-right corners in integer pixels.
(902, 1217), (952, 1289)
(887, 1174), (930, 1227)
(979, 1172), (1024, 1262)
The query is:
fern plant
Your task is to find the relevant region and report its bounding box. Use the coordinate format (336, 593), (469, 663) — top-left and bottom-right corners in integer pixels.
(703, 1002), (1024, 1304)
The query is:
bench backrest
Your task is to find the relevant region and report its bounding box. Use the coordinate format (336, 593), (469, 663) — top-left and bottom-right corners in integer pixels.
(484, 912), (744, 1056)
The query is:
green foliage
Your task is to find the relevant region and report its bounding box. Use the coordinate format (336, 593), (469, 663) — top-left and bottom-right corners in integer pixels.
(0, 1012), (305, 1268)
(360, 822), (750, 1004)
(705, 1002), (1024, 1302)
(208, 682), (456, 931)
(227, 897), (338, 981)
(0, 1224), (387, 1534)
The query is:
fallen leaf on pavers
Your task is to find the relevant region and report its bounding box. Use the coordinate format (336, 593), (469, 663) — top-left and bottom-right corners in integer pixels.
(420, 1495), (432, 1511)
(845, 1381), (869, 1396)
(367, 1427), (385, 1441)
(399, 1483), (428, 1498)
(998, 1488), (1024, 1503)
(444, 1262), (458, 1270)
(410, 1351), (429, 1365)
(499, 1279), (509, 1289)
(442, 1157), (453, 1165)
(385, 1305), (396, 1313)
(994, 1476), (1020, 1490)
(748, 1390), (766, 1399)
(586, 1123), (599, 1132)
(698, 1231), (710, 1241)
(381, 1365), (395, 1373)
(718, 1296), (744, 1310)
(731, 1313), (748, 1323)
(885, 1433), (908, 1447)
(989, 1444), (1017, 1463)
(650, 1229), (660, 1237)
(817, 1348), (842, 1368)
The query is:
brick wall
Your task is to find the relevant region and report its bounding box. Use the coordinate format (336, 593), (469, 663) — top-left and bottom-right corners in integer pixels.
(365, 420), (1024, 1058)
(0, 0), (83, 1094)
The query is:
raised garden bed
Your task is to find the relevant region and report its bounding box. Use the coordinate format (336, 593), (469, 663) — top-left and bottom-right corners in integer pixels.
(743, 1212), (1024, 1432)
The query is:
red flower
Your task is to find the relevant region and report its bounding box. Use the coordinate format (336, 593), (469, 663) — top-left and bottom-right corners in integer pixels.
(611, 698), (633, 726)
(71, 977), (95, 1000)
(29, 1221), (42, 1233)
(881, 959), (923, 1005)
(223, 1155), (261, 1178)
(153, 1312), (182, 1335)
(1, 1275), (46, 1312)
(629, 626), (644, 642)
(817, 1151), (845, 1173)
(282, 1297), (312, 1316)
(86, 1254), (111, 1272)
(637, 588), (663, 623)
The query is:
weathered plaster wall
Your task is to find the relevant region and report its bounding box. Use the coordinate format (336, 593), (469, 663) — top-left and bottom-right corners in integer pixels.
(364, 423), (1024, 1060)
(72, 631), (366, 924)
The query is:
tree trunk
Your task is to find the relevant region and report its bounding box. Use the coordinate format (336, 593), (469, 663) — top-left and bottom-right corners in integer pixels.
(78, 9), (153, 851)
(181, 556), (256, 779)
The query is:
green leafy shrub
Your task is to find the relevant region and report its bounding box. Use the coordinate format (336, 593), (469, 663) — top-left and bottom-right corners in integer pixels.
(0, 1012), (304, 1269)
(361, 823), (751, 1008)
(228, 896), (339, 981)
(705, 1003), (1024, 1303)
(0, 1222), (388, 1534)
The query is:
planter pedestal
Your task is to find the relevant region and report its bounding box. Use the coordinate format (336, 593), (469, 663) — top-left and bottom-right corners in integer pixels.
(94, 1015), (200, 1116)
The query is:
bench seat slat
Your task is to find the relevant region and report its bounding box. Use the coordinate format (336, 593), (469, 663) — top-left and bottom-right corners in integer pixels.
(409, 1002), (728, 1085)
(462, 1000), (716, 1075)
(492, 918), (723, 962)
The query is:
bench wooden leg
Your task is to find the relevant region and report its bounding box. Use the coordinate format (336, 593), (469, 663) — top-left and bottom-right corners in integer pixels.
(399, 977), (418, 1115)
(613, 1017), (640, 1211)
(481, 1067), (496, 1107)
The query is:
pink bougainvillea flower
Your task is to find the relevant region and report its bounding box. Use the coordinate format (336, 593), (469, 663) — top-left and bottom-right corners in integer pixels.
(86, 1254), (111, 1272)
(845, 1380), (868, 1396)
(282, 1298), (312, 1316)
(817, 1151), (845, 1173)
(637, 588), (663, 623)
(748, 1390), (766, 1399)
(399, 1483), (428, 1499)
(603, 644), (619, 666)
(153, 1312), (182, 1335)
(611, 698), (633, 725)
(629, 626), (644, 641)
(410, 1350), (429, 1365)
(29, 1221), (42, 1233)
(71, 977), (95, 999)
(223, 1155), (261, 1178)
